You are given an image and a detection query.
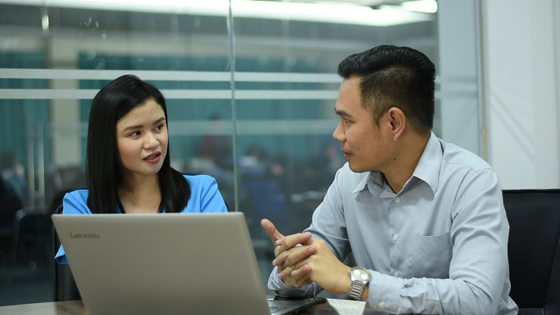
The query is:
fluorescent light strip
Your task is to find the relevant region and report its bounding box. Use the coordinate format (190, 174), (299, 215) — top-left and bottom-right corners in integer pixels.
(401, 0), (438, 14)
(0, 69), (341, 83)
(0, 0), (433, 27)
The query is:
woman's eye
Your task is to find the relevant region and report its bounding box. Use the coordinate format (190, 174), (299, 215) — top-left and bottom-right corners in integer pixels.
(131, 131), (140, 137)
(155, 124), (164, 131)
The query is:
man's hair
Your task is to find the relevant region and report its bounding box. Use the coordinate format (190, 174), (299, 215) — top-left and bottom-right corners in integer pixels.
(337, 45), (435, 134)
(86, 74), (190, 214)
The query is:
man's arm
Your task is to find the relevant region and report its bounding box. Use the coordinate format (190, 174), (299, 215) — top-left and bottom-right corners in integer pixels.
(281, 169), (513, 314)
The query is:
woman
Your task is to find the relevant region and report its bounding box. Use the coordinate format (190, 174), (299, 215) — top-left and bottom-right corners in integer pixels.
(55, 75), (227, 263)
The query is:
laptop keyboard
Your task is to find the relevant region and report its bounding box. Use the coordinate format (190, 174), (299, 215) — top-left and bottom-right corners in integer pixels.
(268, 303), (288, 313)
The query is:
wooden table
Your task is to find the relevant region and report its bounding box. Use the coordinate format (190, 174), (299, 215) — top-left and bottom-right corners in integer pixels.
(0, 299), (387, 315)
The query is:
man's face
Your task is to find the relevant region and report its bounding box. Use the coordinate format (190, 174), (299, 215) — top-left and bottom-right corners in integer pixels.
(333, 77), (393, 173)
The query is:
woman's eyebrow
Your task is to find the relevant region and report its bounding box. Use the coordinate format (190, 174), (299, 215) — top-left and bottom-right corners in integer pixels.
(123, 117), (165, 131)
(152, 117), (165, 125)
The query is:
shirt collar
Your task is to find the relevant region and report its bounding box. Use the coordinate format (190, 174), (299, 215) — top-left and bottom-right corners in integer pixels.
(410, 131), (442, 195)
(352, 171), (384, 195)
(352, 131), (442, 196)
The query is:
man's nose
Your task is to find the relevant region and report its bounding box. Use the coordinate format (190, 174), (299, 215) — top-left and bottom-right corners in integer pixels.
(333, 122), (345, 142)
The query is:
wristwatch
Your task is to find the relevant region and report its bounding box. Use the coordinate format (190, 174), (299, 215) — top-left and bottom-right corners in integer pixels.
(348, 267), (371, 300)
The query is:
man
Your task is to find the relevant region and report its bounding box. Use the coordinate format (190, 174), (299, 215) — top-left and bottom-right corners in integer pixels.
(262, 45), (518, 314)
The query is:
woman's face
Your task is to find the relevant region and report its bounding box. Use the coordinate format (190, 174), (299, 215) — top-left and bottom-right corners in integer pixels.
(116, 98), (168, 181)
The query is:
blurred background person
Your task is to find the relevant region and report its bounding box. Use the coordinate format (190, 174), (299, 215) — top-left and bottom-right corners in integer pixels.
(1, 151), (26, 201)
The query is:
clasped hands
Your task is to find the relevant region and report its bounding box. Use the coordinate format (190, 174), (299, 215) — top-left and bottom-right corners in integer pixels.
(261, 219), (351, 295)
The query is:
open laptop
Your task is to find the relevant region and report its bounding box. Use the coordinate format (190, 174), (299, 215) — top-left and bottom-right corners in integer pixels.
(52, 212), (325, 315)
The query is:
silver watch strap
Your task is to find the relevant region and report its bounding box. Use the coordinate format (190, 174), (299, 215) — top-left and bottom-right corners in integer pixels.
(348, 281), (366, 300)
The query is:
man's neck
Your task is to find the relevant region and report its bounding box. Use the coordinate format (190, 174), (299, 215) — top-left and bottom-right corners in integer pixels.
(382, 132), (431, 194)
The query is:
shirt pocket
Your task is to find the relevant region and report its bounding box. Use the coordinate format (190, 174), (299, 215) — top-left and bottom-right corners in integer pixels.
(410, 232), (452, 278)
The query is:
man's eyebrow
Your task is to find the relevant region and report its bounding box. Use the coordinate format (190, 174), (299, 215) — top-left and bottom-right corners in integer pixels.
(335, 108), (352, 118)
(123, 117), (165, 131)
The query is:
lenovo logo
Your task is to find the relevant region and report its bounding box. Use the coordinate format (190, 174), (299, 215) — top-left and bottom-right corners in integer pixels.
(69, 233), (100, 239)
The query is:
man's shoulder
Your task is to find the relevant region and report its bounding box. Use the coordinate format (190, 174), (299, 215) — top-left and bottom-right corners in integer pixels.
(439, 139), (493, 173)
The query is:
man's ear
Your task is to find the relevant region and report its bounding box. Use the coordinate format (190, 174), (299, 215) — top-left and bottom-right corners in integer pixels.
(387, 107), (406, 140)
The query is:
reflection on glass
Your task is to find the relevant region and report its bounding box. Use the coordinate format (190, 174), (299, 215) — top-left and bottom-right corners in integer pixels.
(0, 0), (482, 305)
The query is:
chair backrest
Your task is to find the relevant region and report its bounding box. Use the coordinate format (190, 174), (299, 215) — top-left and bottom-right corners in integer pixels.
(245, 176), (288, 231)
(504, 189), (560, 315)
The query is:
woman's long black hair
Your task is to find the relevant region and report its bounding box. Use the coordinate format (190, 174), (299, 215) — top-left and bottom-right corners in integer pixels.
(86, 74), (190, 213)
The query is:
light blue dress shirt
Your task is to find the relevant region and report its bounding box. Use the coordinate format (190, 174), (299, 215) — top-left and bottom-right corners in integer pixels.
(55, 174), (227, 264)
(269, 132), (518, 315)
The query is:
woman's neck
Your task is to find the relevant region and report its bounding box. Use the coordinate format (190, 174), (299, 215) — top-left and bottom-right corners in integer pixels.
(117, 174), (161, 214)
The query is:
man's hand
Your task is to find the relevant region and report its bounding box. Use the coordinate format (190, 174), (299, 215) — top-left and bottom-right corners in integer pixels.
(287, 238), (352, 295)
(261, 219), (285, 246)
(261, 219), (315, 287)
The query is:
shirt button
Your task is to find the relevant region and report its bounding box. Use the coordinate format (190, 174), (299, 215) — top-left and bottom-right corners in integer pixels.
(394, 197), (401, 203)
(392, 233), (399, 241)
(393, 271), (400, 277)
(378, 301), (385, 309)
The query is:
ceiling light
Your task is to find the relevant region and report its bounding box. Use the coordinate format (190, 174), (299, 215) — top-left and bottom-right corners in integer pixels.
(401, 0), (438, 14)
(0, 0), (433, 26)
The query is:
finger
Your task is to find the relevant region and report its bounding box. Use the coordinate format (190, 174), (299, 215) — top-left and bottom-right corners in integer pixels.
(278, 265), (294, 280)
(274, 232), (312, 256)
(293, 256), (313, 271)
(273, 246), (311, 267)
(282, 277), (298, 288)
(282, 245), (316, 267)
(291, 265), (312, 287)
(290, 264), (311, 280)
(261, 219), (284, 244)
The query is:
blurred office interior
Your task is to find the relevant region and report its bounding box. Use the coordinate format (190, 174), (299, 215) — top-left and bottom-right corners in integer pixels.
(0, 0), (558, 306)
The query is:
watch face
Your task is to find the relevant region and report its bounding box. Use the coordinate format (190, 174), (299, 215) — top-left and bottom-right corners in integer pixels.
(350, 267), (371, 281)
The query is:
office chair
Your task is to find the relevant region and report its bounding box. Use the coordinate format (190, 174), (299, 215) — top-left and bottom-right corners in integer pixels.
(504, 189), (560, 315)
(244, 176), (289, 234)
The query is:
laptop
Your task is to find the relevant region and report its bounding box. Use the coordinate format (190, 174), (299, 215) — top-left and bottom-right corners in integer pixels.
(52, 212), (326, 315)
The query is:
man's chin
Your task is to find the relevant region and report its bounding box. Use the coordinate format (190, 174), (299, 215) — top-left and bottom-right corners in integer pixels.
(347, 162), (364, 173)
(348, 161), (376, 173)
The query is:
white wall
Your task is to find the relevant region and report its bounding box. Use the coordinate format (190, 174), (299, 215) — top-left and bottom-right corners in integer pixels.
(483, 0), (560, 189)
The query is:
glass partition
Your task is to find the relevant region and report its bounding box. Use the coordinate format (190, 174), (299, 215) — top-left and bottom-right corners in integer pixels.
(0, 0), (481, 305)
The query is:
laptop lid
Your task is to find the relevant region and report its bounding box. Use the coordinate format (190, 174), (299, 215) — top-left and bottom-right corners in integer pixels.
(53, 212), (323, 315)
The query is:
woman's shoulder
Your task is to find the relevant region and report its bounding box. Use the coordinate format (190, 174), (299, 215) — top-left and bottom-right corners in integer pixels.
(64, 188), (90, 200)
(183, 174), (216, 186)
(61, 188), (92, 214)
